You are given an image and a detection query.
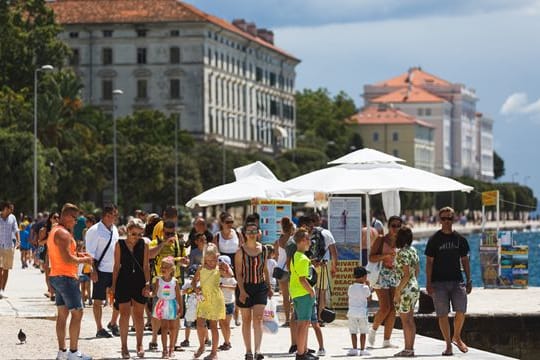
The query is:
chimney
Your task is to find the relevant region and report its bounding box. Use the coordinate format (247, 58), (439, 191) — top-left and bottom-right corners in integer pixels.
(246, 22), (257, 36)
(232, 18), (247, 32)
(257, 28), (274, 44)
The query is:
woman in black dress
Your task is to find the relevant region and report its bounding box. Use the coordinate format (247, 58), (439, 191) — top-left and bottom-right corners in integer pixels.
(112, 218), (150, 358)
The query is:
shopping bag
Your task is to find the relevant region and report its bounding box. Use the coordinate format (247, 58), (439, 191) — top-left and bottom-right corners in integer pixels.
(262, 298), (279, 334)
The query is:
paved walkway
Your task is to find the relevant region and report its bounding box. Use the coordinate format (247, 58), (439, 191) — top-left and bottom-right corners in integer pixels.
(0, 251), (516, 359)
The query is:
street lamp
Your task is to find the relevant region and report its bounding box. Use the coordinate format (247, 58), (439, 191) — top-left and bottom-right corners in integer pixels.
(112, 89), (123, 205)
(511, 171), (519, 183)
(33, 64), (54, 219)
(174, 111), (183, 208)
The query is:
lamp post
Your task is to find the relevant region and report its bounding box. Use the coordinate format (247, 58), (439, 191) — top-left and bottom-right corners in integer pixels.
(112, 89), (123, 205)
(33, 64), (54, 219)
(174, 112), (181, 208)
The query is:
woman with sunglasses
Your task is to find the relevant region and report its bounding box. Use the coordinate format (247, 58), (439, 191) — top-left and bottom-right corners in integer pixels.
(235, 222), (272, 360)
(212, 212), (244, 269)
(111, 218), (150, 358)
(368, 215), (402, 348)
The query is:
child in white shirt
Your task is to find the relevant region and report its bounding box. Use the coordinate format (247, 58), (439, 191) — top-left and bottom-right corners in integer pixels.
(218, 255), (237, 351)
(347, 266), (371, 356)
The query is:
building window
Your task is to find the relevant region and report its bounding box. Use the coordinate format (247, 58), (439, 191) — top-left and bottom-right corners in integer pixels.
(103, 30), (113, 37)
(102, 47), (113, 65)
(70, 48), (80, 66)
(269, 72), (276, 86)
(392, 132), (399, 141)
(425, 108), (432, 116)
(256, 67), (263, 82)
(170, 30), (180, 37)
(136, 29), (147, 37)
(373, 132), (379, 142)
(102, 80), (113, 100)
(170, 79), (181, 99)
(69, 32), (79, 38)
(136, 80), (148, 99)
(417, 108), (424, 116)
(137, 48), (147, 64)
(170, 47), (180, 64)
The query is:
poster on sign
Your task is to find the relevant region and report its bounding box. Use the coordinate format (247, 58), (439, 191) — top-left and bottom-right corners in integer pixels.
(328, 197), (362, 244)
(257, 200), (292, 244)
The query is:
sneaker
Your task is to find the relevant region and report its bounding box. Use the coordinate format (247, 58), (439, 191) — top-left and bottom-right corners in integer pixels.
(56, 350), (68, 360)
(347, 349), (359, 356)
(317, 348), (326, 356)
(109, 324), (120, 336)
(180, 340), (189, 347)
(359, 350), (371, 356)
(382, 340), (398, 348)
(367, 328), (376, 346)
(67, 350), (92, 360)
(95, 328), (112, 338)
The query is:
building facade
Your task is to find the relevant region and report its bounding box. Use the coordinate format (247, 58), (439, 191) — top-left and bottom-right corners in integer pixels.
(347, 105), (436, 172)
(363, 67), (494, 181)
(49, 0), (300, 153)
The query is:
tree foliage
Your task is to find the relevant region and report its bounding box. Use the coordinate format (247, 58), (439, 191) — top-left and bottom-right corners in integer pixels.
(493, 151), (505, 179)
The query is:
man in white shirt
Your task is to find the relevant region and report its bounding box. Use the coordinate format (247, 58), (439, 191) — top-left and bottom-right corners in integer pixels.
(85, 204), (120, 338)
(0, 201), (19, 298)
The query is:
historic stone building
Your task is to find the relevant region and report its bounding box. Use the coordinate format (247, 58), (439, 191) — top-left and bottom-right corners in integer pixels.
(363, 67), (494, 181)
(48, 0), (300, 152)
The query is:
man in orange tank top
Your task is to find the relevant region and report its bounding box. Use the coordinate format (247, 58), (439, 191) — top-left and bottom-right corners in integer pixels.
(48, 203), (94, 360)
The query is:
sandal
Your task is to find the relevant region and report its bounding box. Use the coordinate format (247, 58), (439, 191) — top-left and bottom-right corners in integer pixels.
(161, 350), (169, 359)
(194, 347), (205, 359)
(149, 342), (158, 351)
(203, 353), (217, 360)
(452, 340), (469, 353)
(394, 349), (414, 357)
(245, 353), (254, 360)
(137, 345), (145, 358)
(255, 353), (264, 360)
(121, 349), (130, 359)
(218, 343), (231, 351)
(173, 345), (185, 352)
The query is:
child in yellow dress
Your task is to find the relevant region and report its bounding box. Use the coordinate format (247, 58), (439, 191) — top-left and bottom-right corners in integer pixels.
(192, 243), (232, 360)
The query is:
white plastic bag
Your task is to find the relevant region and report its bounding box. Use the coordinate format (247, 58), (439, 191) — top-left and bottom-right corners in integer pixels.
(184, 293), (199, 323)
(262, 298), (279, 334)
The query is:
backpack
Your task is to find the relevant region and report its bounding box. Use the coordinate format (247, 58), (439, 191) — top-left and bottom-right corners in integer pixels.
(306, 227), (326, 261)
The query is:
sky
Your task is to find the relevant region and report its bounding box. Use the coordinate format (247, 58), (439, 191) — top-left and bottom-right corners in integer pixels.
(190, 0), (540, 211)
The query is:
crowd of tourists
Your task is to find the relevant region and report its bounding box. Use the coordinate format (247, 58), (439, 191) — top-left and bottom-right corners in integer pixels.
(0, 200), (473, 359)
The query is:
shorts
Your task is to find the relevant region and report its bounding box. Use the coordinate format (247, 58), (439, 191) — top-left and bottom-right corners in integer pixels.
(92, 270), (113, 300)
(293, 300), (318, 322)
(348, 316), (369, 334)
(315, 264), (330, 290)
(236, 282), (268, 308)
(293, 294), (315, 321)
(225, 302), (234, 315)
(79, 274), (90, 283)
(432, 281), (467, 316)
(375, 266), (398, 289)
(50, 276), (83, 310)
(0, 248), (14, 269)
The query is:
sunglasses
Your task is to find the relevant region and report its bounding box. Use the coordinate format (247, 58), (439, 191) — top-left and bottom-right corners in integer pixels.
(246, 229), (258, 235)
(164, 231), (176, 237)
(440, 216), (454, 221)
(224, 220), (234, 224)
(390, 223), (401, 228)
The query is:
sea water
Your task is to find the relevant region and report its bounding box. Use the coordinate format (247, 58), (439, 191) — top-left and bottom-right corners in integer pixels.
(413, 230), (540, 287)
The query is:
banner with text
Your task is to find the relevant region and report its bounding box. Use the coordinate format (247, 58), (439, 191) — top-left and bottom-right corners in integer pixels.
(257, 200), (292, 244)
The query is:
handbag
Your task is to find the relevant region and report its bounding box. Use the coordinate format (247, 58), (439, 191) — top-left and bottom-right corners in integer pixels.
(272, 266), (289, 281)
(366, 261), (381, 285)
(318, 263), (336, 323)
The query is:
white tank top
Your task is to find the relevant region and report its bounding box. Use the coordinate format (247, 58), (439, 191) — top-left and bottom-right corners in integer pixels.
(218, 231), (240, 254)
(277, 245), (288, 270)
(156, 277), (177, 300)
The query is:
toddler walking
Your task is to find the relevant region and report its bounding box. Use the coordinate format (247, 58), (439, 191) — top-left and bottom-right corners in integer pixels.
(347, 266), (371, 356)
(152, 256), (182, 359)
(218, 255), (237, 351)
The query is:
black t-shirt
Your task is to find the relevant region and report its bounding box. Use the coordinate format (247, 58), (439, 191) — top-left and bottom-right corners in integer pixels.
(425, 230), (470, 282)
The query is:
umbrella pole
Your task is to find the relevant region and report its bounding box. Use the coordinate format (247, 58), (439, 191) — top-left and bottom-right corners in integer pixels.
(364, 194), (371, 266)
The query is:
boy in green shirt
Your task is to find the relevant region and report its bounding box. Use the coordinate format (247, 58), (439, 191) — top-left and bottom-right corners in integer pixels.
(289, 228), (318, 360)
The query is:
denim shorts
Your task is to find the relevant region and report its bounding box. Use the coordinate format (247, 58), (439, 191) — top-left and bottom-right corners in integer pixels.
(225, 302), (234, 315)
(432, 281), (467, 316)
(293, 294), (315, 321)
(50, 276), (83, 310)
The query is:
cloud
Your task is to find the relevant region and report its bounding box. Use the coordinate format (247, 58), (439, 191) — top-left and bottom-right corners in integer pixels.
(501, 93), (540, 115)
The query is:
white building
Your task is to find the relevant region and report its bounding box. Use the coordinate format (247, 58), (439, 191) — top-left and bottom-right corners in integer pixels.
(49, 0), (300, 153)
(363, 67), (494, 181)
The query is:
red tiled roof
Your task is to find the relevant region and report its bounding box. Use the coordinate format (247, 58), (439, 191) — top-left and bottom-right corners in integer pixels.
(371, 85), (446, 104)
(374, 67), (451, 87)
(47, 0), (299, 61)
(347, 106), (435, 128)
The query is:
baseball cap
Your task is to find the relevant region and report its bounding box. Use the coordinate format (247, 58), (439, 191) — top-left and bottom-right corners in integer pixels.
(218, 255), (231, 265)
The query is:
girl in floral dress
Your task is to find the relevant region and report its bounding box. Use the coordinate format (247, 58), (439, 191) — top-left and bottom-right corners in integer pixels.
(393, 227), (420, 357)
